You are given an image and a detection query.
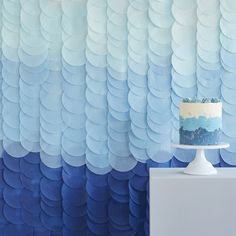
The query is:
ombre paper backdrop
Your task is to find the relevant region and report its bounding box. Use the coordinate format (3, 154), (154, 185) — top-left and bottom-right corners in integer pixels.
(0, 0), (236, 235)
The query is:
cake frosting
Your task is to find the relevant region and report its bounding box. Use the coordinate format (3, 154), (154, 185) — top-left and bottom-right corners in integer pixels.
(179, 98), (222, 145)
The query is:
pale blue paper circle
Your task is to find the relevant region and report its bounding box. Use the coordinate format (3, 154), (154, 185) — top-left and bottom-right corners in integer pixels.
(108, 136), (130, 157)
(220, 4), (236, 22)
(108, 112), (130, 131)
(62, 135), (86, 156)
(40, 126), (61, 146)
(221, 0), (236, 14)
(148, 23), (172, 45)
(149, 0), (172, 15)
(62, 93), (85, 114)
(127, 5), (148, 29)
(108, 82), (128, 99)
(148, 105), (171, 126)
(147, 116), (172, 134)
(109, 105), (129, 122)
(86, 88), (107, 110)
(172, 54), (196, 76)
(197, 33), (220, 53)
(108, 126), (129, 143)
(107, 0), (128, 14)
(107, 7), (126, 27)
(39, 0), (61, 18)
(172, 40), (196, 60)
(107, 54), (127, 73)
(86, 104), (107, 125)
(173, 0), (196, 10)
(220, 33), (236, 53)
(107, 41), (127, 61)
(131, 123), (148, 141)
(197, 0), (219, 15)
(172, 3), (196, 26)
(40, 151), (62, 168)
(149, 7), (173, 28)
(86, 48), (106, 68)
(86, 120), (107, 142)
(148, 38), (172, 58)
(86, 135), (108, 155)
(128, 57), (148, 76)
(128, 22), (148, 41)
(197, 55), (221, 70)
(220, 18), (236, 40)
(109, 153), (137, 172)
(62, 109), (86, 129)
(61, 148), (85, 167)
(172, 69), (196, 88)
(147, 141), (173, 163)
(86, 76), (107, 95)
(86, 148), (109, 169)
(197, 45), (220, 64)
(172, 22), (196, 46)
(3, 139), (28, 158)
(129, 130), (147, 149)
(130, 108), (146, 129)
(128, 91), (146, 113)
(128, 46), (148, 65)
(2, 42), (19, 62)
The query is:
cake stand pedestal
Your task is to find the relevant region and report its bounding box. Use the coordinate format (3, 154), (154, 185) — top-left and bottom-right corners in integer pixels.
(172, 143), (230, 175)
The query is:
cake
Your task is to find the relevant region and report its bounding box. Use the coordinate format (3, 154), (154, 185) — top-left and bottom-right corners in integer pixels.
(179, 98), (222, 145)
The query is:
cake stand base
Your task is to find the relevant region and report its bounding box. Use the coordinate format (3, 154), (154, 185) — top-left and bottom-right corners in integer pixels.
(184, 149), (217, 175)
(172, 144), (230, 176)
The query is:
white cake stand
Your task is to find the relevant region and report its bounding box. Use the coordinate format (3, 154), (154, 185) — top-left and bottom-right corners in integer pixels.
(172, 143), (230, 175)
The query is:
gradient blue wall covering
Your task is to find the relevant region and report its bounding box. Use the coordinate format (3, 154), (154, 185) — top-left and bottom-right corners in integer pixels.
(0, 0), (236, 235)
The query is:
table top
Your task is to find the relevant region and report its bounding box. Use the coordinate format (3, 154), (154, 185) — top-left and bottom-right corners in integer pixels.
(150, 168), (236, 179)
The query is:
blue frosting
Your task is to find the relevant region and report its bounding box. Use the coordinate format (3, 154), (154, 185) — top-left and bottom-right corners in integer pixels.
(179, 127), (221, 145)
(180, 116), (222, 132)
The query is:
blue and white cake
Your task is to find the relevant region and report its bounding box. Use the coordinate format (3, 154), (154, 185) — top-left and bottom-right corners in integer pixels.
(179, 98), (222, 145)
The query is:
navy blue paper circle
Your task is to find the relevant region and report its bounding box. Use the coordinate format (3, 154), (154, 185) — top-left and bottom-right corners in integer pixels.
(20, 158), (41, 178)
(21, 189), (41, 214)
(40, 211), (62, 232)
(3, 167), (23, 189)
(129, 183), (147, 205)
(110, 190), (129, 203)
(87, 216), (109, 235)
(22, 208), (42, 227)
(3, 204), (24, 224)
(61, 183), (87, 205)
(41, 200), (62, 217)
(110, 169), (134, 180)
(23, 152), (40, 164)
(132, 162), (148, 177)
(62, 169), (86, 189)
(130, 175), (148, 192)
(40, 177), (62, 202)
(62, 160), (86, 176)
(108, 200), (129, 226)
(4, 224), (34, 236)
(63, 200), (87, 217)
(63, 212), (87, 231)
(86, 168), (108, 187)
(86, 181), (109, 201)
(108, 174), (129, 195)
(129, 198), (146, 218)
(20, 174), (40, 193)
(3, 186), (21, 208)
(40, 162), (62, 181)
(87, 208), (108, 224)
(87, 196), (108, 218)
(3, 151), (21, 172)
